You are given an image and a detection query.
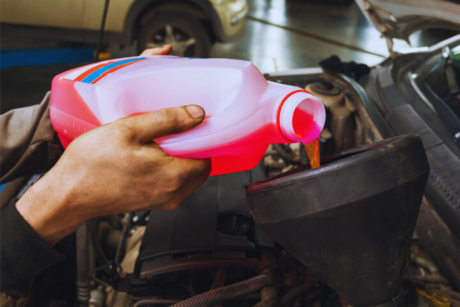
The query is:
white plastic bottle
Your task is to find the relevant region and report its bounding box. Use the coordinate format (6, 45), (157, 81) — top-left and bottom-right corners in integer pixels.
(51, 56), (325, 175)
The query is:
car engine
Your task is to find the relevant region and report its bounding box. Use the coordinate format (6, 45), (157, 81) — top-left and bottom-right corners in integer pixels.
(69, 67), (460, 307)
(13, 55), (457, 307)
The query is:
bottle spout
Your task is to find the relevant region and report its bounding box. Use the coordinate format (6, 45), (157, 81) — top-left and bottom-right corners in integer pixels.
(278, 91), (326, 143)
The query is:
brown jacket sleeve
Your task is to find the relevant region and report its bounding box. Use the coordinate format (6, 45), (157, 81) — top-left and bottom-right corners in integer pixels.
(1, 93), (66, 298)
(0, 92), (62, 184)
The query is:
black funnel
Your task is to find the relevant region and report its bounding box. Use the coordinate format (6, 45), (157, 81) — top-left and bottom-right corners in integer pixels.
(246, 135), (429, 307)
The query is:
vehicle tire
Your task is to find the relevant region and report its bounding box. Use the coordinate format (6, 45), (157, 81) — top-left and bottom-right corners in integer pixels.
(138, 13), (211, 58)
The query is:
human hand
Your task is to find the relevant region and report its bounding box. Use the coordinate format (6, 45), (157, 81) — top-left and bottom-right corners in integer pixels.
(140, 44), (172, 56)
(16, 105), (211, 245)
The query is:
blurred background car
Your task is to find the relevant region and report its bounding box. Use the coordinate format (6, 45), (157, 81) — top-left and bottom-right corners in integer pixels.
(1, 0), (248, 58)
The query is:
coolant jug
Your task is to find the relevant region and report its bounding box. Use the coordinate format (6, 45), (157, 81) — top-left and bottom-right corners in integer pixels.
(50, 56), (325, 175)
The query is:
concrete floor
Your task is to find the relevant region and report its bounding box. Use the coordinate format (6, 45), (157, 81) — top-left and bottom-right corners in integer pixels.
(1, 0), (456, 113)
(211, 0), (454, 72)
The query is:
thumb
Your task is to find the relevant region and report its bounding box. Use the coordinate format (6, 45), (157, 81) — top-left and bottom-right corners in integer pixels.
(121, 105), (206, 143)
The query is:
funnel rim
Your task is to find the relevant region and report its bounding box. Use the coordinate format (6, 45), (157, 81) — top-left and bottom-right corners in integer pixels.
(246, 134), (430, 225)
(246, 134), (425, 196)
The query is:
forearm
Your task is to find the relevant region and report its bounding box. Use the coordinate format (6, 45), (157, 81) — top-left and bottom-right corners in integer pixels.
(15, 169), (87, 246)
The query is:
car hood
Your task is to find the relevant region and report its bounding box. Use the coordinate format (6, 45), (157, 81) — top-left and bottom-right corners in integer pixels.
(354, 0), (460, 44)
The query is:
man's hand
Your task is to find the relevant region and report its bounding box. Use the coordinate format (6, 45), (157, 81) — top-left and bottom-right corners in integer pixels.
(140, 44), (172, 56)
(16, 106), (211, 246)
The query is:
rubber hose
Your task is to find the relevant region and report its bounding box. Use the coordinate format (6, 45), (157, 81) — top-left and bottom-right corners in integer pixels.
(254, 287), (278, 307)
(171, 274), (272, 307)
(133, 299), (180, 307)
(77, 223), (91, 307)
(89, 219), (110, 266)
(114, 212), (134, 266)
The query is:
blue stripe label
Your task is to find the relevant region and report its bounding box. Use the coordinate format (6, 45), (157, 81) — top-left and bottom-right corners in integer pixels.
(81, 57), (145, 83)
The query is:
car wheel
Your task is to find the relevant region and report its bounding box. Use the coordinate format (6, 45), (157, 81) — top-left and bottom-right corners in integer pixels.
(138, 14), (211, 58)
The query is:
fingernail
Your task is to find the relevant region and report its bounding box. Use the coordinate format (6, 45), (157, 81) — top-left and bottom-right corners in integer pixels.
(185, 105), (205, 119)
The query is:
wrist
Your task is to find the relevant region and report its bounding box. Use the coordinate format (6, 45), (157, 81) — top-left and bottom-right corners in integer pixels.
(16, 172), (87, 246)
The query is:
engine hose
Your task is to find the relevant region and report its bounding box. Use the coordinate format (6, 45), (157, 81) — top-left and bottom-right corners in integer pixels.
(133, 299), (180, 307)
(254, 287), (278, 307)
(77, 223), (91, 307)
(114, 212), (134, 266)
(88, 219), (110, 267)
(171, 274), (272, 307)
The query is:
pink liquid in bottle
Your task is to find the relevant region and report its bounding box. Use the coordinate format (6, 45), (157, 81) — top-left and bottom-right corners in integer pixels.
(50, 56), (325, 175)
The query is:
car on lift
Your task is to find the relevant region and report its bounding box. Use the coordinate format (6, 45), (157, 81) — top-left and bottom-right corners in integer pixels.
(0, 0), (248, 58)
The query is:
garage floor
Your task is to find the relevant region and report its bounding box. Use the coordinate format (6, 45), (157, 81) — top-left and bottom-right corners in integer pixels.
(212, 0), (455, 72)
(1, 0), (455, 114)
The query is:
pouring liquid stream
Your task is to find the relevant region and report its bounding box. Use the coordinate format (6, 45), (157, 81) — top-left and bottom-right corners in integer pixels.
(304, 137), (321, 169)
(292, 106), (321, 169)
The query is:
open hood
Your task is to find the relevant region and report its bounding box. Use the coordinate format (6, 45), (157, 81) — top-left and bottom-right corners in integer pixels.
(354, 0), (460, 56)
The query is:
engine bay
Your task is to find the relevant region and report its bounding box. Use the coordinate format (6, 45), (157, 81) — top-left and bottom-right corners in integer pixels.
(76, 66), (460, 307)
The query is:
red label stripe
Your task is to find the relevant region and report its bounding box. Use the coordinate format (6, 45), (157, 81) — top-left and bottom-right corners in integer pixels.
(90, 58), (148, 84)
(74, 61), (115, 81)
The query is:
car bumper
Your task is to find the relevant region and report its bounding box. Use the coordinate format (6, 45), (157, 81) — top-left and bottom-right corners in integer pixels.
(211, 0), (248, 42)
(230, 3), (248, 26)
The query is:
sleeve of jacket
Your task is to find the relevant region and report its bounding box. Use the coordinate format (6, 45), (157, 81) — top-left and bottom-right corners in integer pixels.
(0, 92), (62, 184)
(0, 201), (65, 297)
(1, 93), (65, 297)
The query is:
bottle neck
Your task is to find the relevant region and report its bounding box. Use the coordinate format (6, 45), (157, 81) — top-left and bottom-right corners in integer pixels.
(277, 90), (326, 143)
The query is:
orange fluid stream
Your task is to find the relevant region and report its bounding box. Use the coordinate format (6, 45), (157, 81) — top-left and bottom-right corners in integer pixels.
(292, 108), (321, 169)
(304, 137), (320, 169)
